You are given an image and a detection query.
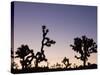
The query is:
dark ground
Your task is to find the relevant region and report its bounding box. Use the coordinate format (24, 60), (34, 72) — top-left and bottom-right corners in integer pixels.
(11, 64), (97, 74)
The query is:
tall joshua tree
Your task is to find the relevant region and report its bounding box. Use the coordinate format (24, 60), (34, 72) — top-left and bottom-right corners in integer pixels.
(16, 45), (35, 69)
(62, 57), (71, 68)
(35, 25), (56, 68)
(70, 35), (97, 67)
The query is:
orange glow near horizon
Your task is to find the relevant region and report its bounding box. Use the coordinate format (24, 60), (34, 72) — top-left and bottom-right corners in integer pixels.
(14, 52), (97, 69)
(12, 2), (97, 70)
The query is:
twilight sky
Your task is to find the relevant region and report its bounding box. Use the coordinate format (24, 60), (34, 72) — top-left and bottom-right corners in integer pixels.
(13, 1), (97, 68)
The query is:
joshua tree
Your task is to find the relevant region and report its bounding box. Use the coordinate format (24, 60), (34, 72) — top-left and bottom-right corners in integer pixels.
(35, 25), (56, 68)
(15, 45), (35, 69)
(62, 57), (71, 68)
(70, 35), (97, 67)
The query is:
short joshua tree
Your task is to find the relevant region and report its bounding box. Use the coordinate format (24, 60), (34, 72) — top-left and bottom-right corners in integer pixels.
(62, 57), (71, 68)
(15, 45), (35, 69)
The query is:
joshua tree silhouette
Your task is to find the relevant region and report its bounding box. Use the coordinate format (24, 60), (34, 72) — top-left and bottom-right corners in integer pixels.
(70, 35), (97, 67)
(15, 45), (35, 69)
(35, 25), (56, 68)
(62, 57), (71, 68)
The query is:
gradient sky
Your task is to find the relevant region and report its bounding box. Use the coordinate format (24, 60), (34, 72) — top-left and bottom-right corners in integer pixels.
(13, 1), (97, 68)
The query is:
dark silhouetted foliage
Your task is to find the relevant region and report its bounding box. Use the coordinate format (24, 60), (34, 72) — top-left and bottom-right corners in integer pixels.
(62, 57), (71, 68)
(15, 45), (35, 69)
(12, 27), (97, 74)
(70, 35), (97, 67)
(35, 25), (56, 68)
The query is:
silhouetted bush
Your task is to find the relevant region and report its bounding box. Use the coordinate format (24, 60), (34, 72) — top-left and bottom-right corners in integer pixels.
(15, 45), (35, 69)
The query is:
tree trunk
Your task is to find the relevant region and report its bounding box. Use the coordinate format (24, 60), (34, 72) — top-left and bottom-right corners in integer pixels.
(83, 54), (86, 67)
(35, 60), (38, 68)
(83, 59), (86, 67)
(83, 47), (87, 67)
(22, 58), (24, 69)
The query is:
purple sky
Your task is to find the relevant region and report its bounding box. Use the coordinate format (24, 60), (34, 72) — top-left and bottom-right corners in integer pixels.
(13, 1), (97, 68)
